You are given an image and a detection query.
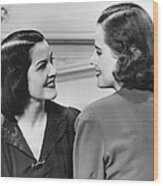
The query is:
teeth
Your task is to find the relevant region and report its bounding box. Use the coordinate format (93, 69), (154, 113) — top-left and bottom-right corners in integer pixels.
(46, 80), (55, 87)
(48, 83), (54, 87)
(96, 70), (101, 76)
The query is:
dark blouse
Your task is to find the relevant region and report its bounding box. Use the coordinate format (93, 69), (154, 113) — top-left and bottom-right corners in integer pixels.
(1, 101), (80, 178)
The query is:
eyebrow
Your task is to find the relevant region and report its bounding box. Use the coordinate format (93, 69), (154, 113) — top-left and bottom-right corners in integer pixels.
(50, 52), (54, 58)
(36, 52), (54, 67)
(95, 45), (102, 51)
(36, 59), (47, 67)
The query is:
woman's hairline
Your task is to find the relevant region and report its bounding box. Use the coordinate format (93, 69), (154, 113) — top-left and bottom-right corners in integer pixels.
(1, 40), (34, 50)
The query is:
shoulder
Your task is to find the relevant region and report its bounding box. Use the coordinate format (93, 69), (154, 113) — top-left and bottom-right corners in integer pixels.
(80, 87), (152, 118)
(46, 101), (80, 129)
(75, 90), (130, 132)
(46, 101), (80, 140)
(66, 106), (81, 120)
(76, 88), (153, 128)
(80, 91), (123, 118)
(46, 101), (80, 116)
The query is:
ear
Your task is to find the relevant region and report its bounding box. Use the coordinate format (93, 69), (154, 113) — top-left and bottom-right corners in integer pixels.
(115, 53), (130, 73)
(113, 45), (143, 81)
(129, 45), (142, 61)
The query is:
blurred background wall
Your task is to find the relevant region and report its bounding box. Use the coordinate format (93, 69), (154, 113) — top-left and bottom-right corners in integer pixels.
(1, 0), (153, 110)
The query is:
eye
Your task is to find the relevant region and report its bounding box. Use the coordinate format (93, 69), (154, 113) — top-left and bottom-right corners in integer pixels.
(37, 61), (48, 70)
(96, 50), (102, 56)
(50, 56), (55, 64)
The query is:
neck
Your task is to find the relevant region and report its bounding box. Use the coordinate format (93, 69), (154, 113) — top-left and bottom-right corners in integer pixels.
(16, 98), (46, 127)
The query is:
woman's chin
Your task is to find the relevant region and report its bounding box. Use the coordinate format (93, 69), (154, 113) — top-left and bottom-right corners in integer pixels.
(51, 93), (58, 100)
(44, 89), (58, 101)
(97, 82), (108, 88)
(48, 92), (58, 101)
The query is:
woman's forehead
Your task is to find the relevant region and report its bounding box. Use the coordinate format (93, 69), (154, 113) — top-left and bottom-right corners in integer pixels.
(30, 40), (50, 62)
(32, 40), (49, 54)
(95, 25), (105, 45)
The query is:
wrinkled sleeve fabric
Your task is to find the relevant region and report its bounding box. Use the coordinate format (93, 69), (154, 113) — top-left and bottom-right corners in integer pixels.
(73, 110), (105, 179)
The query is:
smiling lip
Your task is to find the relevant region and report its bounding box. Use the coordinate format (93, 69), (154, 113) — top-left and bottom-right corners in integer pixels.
(95, 69), (102, 77)
(45, 79), (56, 88)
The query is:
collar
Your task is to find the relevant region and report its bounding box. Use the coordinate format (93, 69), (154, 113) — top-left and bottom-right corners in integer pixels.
(1, 101), (68, 161)
(117, 87), (154, 103)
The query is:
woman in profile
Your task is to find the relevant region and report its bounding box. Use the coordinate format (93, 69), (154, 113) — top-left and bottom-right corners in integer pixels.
(1, 30), (80, 178)
(73, 3), (154, 180)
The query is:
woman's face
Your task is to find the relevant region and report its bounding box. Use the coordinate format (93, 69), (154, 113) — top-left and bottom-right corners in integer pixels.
(90, 25), (118, 89)
(27, 40), (57, 101)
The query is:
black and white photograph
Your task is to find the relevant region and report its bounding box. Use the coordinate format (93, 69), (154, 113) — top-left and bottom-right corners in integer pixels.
(1, 0), (157, 182)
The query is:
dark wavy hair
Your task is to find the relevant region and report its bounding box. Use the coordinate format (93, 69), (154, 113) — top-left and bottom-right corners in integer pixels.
(1, 30), (44, 119)
(97, 3), (154, 91)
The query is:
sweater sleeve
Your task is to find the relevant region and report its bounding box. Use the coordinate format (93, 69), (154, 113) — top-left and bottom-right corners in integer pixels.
(73, 110), (105, 179)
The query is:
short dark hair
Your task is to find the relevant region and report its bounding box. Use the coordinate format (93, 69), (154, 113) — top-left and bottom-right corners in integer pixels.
(1, 30), (44, 119)
(97, 3), (154, 91)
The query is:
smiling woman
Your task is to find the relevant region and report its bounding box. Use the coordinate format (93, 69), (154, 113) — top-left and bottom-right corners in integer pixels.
(1, 29), (80, 178)
(27, 40), (57, 101)
(73, 3), (154, 180)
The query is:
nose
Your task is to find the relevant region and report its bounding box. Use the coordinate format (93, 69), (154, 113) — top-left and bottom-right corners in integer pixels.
(89, 52), (97, 66)
(48, 63), (57, 76)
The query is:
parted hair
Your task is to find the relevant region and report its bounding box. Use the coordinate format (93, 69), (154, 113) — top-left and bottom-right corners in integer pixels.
(1, 30), (44, 119)
(97, 3), (154, 91)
